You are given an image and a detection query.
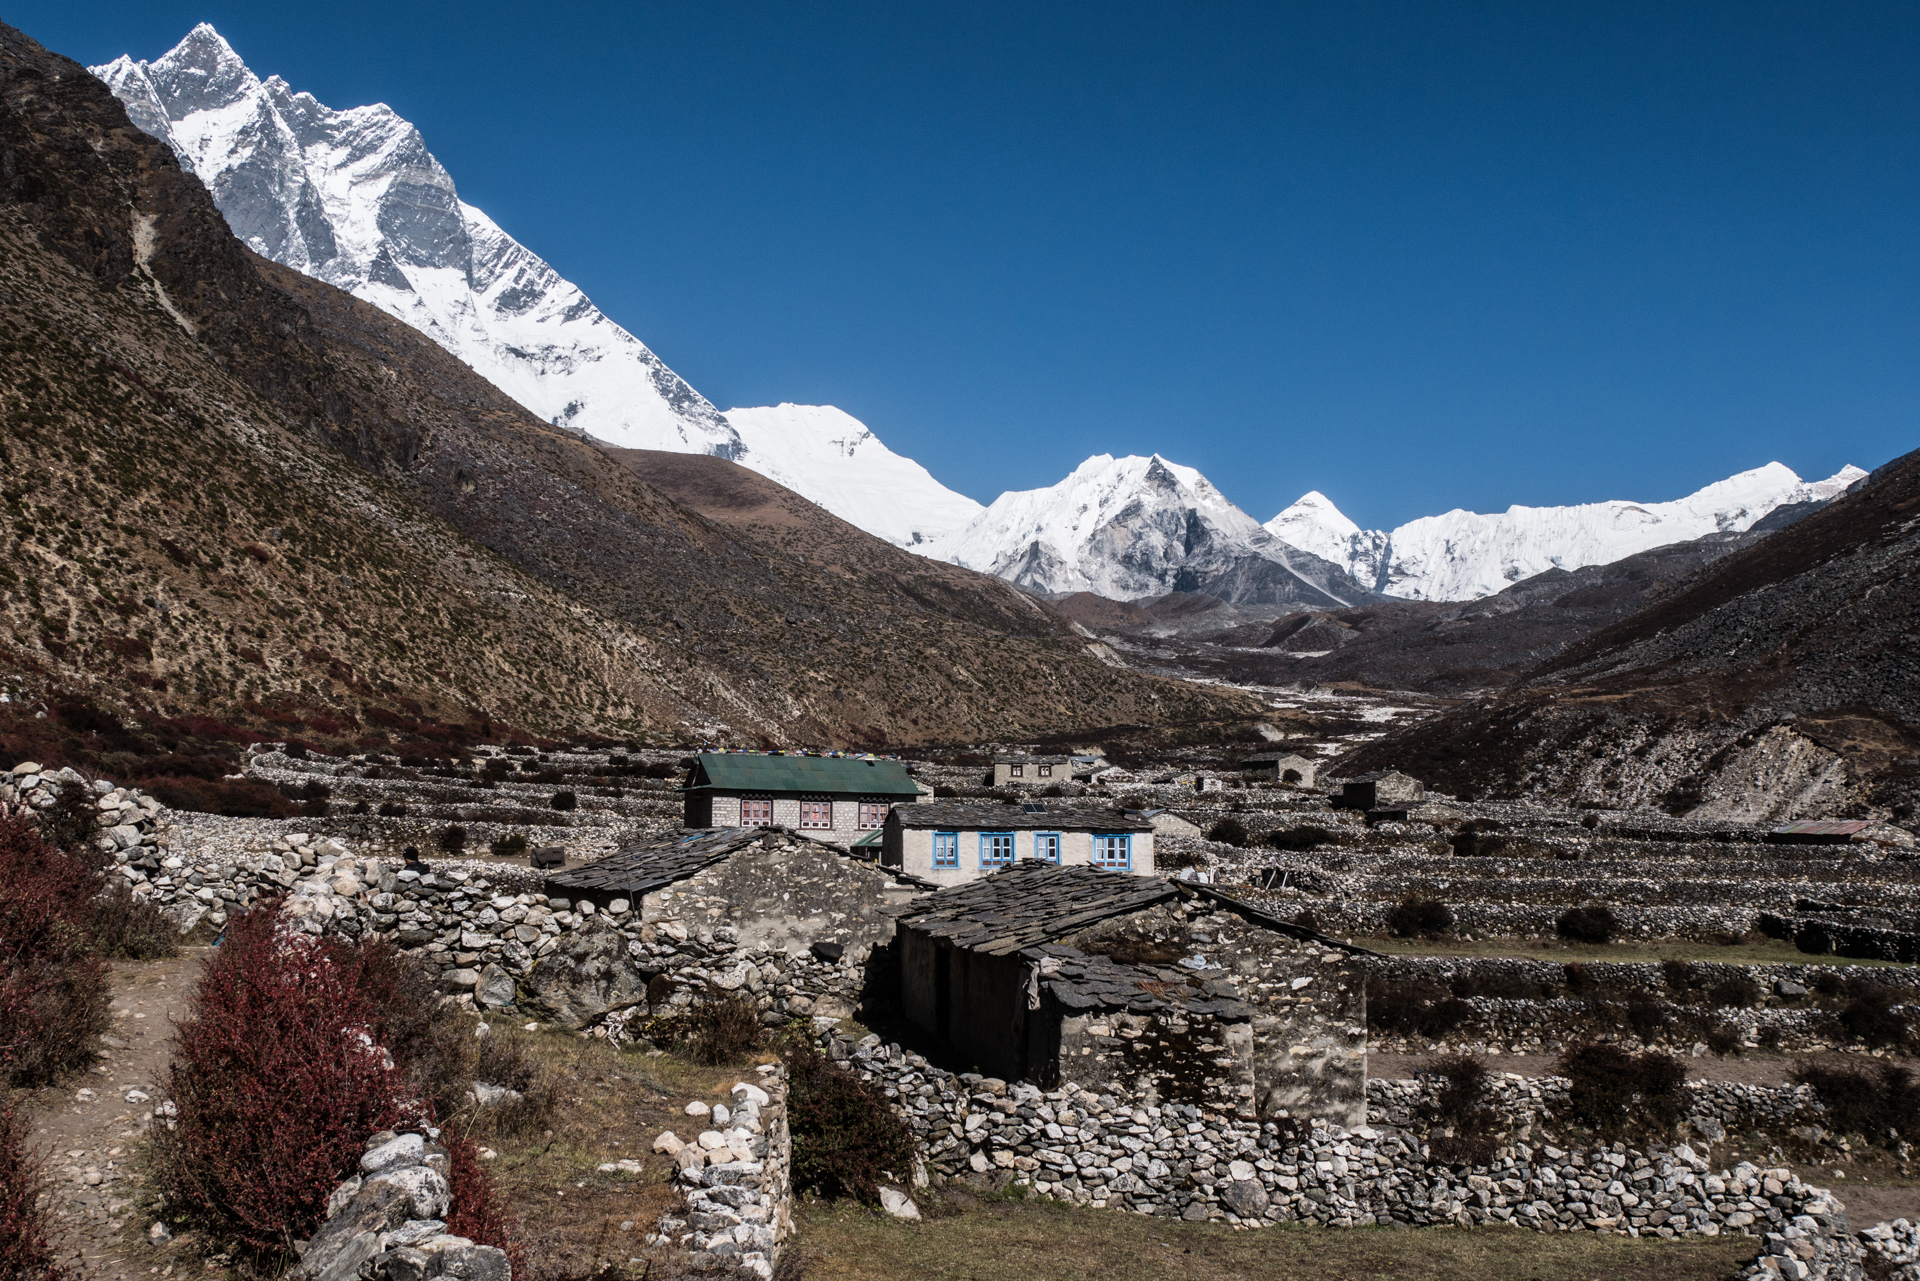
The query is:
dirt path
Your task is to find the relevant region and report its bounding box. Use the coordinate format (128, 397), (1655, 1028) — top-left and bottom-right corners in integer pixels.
(21, 950), (206, 1281)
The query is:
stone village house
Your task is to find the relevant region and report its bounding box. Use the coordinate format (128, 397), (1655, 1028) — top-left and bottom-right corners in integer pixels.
(1240, 752), (1320, 788)
(680, 752), (925, 846)
(880, 801), (1156, 887)
(992, 753), (1107, 788)
(892, 862), (1371, 1127)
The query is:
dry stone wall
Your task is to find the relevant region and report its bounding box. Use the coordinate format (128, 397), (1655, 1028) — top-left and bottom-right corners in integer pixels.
(647, 1069), (791, 1281)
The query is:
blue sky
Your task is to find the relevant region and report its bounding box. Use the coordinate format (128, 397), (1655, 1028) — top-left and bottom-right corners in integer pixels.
(18, 1), (1919, 528)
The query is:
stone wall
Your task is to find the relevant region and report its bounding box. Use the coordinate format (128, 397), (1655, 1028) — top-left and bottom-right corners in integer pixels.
(649, 1069), (791, 1281)
(821, 1026), (1852, 1240)
(290, 1129), (509, 1281)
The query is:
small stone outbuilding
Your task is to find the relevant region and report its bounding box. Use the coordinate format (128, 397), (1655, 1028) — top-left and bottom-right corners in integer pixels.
(1242, 752), (1319, 787)
(993, 753), (1107, 788)
(893, 862), (1369, 1127)
(1335, 769), (1424, 811)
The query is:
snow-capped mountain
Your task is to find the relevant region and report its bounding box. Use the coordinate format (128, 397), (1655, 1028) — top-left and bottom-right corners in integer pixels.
(722, 405), (982, 547)
(93, 24), (740, 457)
(927, 454), (1375, 608)
(1266, 462), (1868, 602)
(93, 27), (983, 550)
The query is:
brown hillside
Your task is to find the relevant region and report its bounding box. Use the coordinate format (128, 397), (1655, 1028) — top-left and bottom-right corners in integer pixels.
(0, 20), (1257, 751)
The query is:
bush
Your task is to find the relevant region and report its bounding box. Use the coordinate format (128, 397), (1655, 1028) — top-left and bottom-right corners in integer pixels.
(36, 782), (100, 853)
(1623, 992), (1668, 1043)
(1792, 1062), (1920, 1146)
(784, 1038), (916, 1203)
(0, 1104), (64, 1280)
(1447, 819), (1504, 858)
(1704, 1027), (1743, 1057)
(1450, 971), (1553, 1000)
(549, 791), (577, 812)
(149, 902), (422, 1259)
(1205, 817), (1247, 846)
(1839, 983), (1912, 1050)
(0, 818), (111, 1087)
(1386, 894), (1453, 939)
(489, 831), (529, 859)
(1424, 1055), (1496, 1166)
(1265, 825), (1333, 851)
(472, 1032), (559, 1138)
(377, 801), (408, 817)
(436, 825), (468, 854)
(1558, 1042), (1687, 1135)
(1556, 905), (1618, 944)
(683, 994), (765, 1065)
(1366, 979), (1471, 1038)
(87, 882), (179, 961)
(1156, 844), (1207, 871)
(1708, 975), (1762, 1008)
(1660, 959), (1698, 993)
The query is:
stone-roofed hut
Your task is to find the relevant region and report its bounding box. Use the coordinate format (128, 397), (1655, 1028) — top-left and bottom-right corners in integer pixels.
(546, 826), (920, 959)
(882, 801), (1155, 886)
(680, 752), (922, 845)
(893, 862), (1369, 1126)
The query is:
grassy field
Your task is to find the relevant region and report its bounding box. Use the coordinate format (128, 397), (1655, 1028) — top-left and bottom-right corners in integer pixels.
(1362, 933), (1914, 969)
(789, 1196), (1760, 1281)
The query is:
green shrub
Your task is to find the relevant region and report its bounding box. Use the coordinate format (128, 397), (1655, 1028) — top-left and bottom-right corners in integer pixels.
(1556, 905), (1618, 944)
(1205, 817), (1247, 846)
(1366, 979), (1471, 1038)
(489, 831), (528, 859)
(1558, 1042), (1686, 1135)
(683, 994), (765, 1065)
(1386, 894), (1453, 939)
(784, 1038), (916, 1203)
(436, 824), (468, 854)
(1792, 1062), (1920, 1146)
(549, 791), (577, 812)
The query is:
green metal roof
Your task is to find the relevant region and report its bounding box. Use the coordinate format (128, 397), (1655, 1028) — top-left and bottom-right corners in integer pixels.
(850, 829), (884, 848)
(687, 753), (920, 797)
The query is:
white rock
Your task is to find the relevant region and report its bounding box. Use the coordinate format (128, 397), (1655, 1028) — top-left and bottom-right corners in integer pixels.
(698, 1131), (727, 1150)
(361, 1133), (425, 1173)
(877, 1187), (921, 1219)
(732, 1082), (771, 1108)
(653, 1131), (685, 1155)
(684, 1101), (711, 1117)
(712, 1103), (730, 1125)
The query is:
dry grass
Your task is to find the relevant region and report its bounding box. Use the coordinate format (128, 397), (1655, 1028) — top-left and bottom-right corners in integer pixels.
(475, 1029), (776, 1280)
(788, 1195), (1760, 1281)
(1365, 934), (1915, 969)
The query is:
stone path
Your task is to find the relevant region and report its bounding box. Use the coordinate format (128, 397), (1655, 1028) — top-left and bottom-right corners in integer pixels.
(22, 951), (205, 1280)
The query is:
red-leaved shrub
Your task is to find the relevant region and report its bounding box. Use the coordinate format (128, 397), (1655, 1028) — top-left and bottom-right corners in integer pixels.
(0, 1104), (66, 1279)
(444, 1131), (524, 1275)
(149, 902), (423, 1257)
(0, 817), (111, 1087)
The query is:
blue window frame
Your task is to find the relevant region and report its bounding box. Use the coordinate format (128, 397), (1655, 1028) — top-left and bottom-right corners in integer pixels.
(932, 832), (959, 868)
(1092, 833), (1131, 870)
(980, 831), (1015, 868)
(1032, 832), (1061, 863)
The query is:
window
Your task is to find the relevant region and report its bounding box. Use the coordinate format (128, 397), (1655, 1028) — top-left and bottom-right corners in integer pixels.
(980, 832), (1014, 868)
(1009, 763), (1024, 777)
(798, 797), (834, 829)
(1038, 764), (1053, 778)
(932, 832), (959, 868)
(739, 796), (774, 827)
(1032, 832), (1061, 863)
(1092, 833), (1131, 870)
(857, 798), (891, 830)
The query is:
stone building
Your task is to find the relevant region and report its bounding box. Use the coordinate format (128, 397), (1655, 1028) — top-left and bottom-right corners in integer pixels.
(680, 752), (922, 845)
(1241, 752), (1320, 787)
(881, 801), (1156, 887)
(1335, 769), (1425, 812)
(992, 753), (1106, 788)
(892, 862), (1369, 1127)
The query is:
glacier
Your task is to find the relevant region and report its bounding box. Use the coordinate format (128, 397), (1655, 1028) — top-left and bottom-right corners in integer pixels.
(93, 26), (982, 549)
(1265, 462), (1869, 601)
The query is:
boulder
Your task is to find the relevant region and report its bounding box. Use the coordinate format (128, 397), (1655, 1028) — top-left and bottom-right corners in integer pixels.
(473, 964), (516, 1009)
(520, 918), (647, 1028)
(1221, 1178), (1269, 1218)
(878, 1187), (921, 1220)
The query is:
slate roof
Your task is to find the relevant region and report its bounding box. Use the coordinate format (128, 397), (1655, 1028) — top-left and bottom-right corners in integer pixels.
(896, 862), (1177, 955)
(685, 753), (920, 797)
(890, 802), (1153, 833)
(1774, 820), (1875, 837)
(1021, 942), (1255, 1020)
(544, 827), (769, 898)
